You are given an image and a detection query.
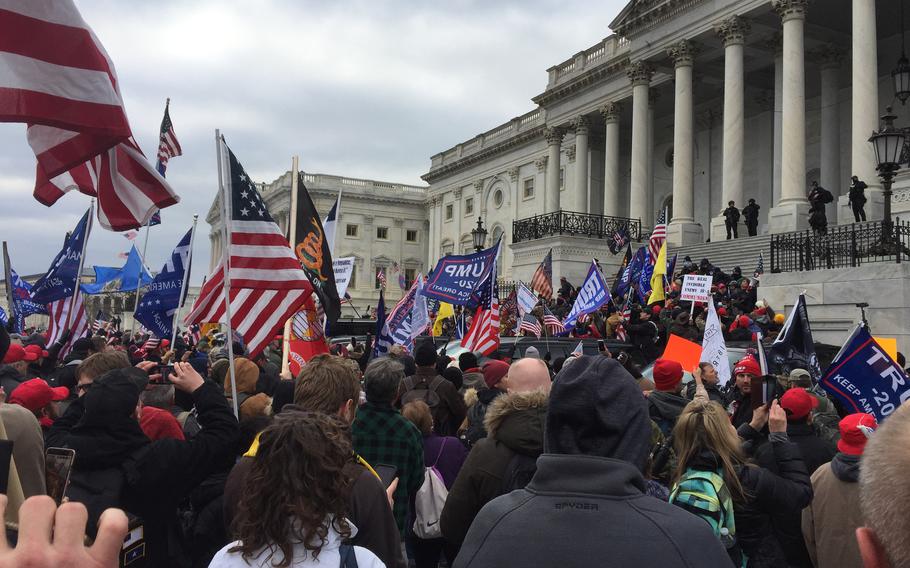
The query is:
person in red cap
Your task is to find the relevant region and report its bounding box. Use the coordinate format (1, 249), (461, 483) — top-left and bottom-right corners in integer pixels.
(802, 412), (876, 568)
(647, 358), (688, 435)
(0, 344), (37, 396)
(8, 378), (69, 430)
(729, 356), (761, 428)
(23, 343), (49, 379)
(754, 387), (836, 566)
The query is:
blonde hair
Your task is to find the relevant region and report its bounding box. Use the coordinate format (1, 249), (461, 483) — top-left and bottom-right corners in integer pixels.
(672, 400), (748, 503)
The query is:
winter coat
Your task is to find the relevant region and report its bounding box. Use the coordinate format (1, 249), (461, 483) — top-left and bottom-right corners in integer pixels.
(461, 387), (503, 445)
(223, 358), (271, 421)
(46, 381), (239, 567)
(848, 181), (868, 205)
(440, 389), (547, 548)
(460, 370), (485, 393)
(754, 422), (836, 567)
(402, 366), (467, 437)
(627, 319), (660, 362)
(801, 454), (864, 568)
(684, 381), (726, 405)
(647, 390), (688, 436)
(0, 404), (45, 498)
(743, 203), (760, 225)
(0, 365), (26, 399)
(453, 454), (731, 568)
(668, 322), (699, 342)
(422, 433), (469, 489)
(724, 206), (741, 224)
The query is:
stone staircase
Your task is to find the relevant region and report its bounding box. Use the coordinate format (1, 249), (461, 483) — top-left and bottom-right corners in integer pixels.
(669, 234), (772, 274)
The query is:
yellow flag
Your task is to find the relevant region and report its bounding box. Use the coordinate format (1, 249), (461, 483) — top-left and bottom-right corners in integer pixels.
(648, 241), (667, 305)
(432, 302), (454, 336)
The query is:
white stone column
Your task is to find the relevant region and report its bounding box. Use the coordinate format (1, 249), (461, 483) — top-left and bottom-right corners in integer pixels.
(573, 116), (590, 213)
(600, 102), (622, 218)
(817, 48), (845, 224)
(851, 0), (881, 215)
(627, 61), (653, 225)
(712, 16), (749, 241)
(666, 40), (702, 245)
(647, 89), (659, 226)
(771, 34), (783, 207)
(545, 127), (564, 213)
(428, 198), (437, 266)
(769, 0), (809, 233)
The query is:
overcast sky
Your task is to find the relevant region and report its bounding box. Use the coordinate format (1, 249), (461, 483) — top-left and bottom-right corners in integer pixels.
(1, 0), (625, 283)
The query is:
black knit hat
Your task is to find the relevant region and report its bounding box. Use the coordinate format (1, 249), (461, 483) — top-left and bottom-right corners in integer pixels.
(81, 369), (143, 427)
(414, 340), (437, 367)
(546, 356), (651, 472)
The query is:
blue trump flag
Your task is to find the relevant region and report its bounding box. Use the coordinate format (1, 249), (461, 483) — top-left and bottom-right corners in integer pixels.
(820, 324), (910, 423)
(9, 268), (47, 332)
(81, 245), (153, 294)
(423, 239), (501, 306)
(134, 229), (193, 340)
(638, 261), (654, 304)
(31, 209), (91, 304)
(562, 261), (611, 330)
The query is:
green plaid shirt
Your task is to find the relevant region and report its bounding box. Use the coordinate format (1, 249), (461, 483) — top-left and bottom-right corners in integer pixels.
(352, 402), (424, 535)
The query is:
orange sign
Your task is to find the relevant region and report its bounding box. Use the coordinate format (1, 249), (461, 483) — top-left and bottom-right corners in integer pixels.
(661, 334), (704, 372)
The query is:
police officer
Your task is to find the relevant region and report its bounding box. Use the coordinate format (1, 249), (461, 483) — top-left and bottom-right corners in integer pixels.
(848, 175), (868, 222)
(742, 199), (760, 237)
(723, 201), (740, 240)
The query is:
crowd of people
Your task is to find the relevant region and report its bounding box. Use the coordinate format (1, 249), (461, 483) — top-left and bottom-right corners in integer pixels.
(0, 252), (906, 567)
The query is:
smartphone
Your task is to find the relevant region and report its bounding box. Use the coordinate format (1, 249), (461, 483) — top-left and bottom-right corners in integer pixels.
(0, 440), (12, 494)
(149, 364), (175, 384)
(750, 375), (778, 410)
(597, 340), (606, 352)
(45, 447), (76, 505)
(374, 464), (399, 488)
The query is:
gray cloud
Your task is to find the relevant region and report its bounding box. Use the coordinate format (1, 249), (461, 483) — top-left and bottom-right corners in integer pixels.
(0, 0), (624, 282)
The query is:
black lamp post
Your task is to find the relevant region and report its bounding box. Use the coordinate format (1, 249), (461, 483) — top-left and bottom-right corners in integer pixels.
(868, 107), (907, 251)
(471, 216), (488, 252)
(895, 0), (910, 105)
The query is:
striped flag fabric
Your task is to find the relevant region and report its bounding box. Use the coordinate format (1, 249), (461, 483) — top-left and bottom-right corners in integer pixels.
(45, 293), (88, 359)
(542, 305), (563, 335)
(753, 252), (764, 278)
(530, 249), (553, 300)
(377, 269), (386, 290)
(184, 138), (312, 358)
(518, 312), (542, 338)
(648, 209), (667, 263)
(461, 268), (500, 356)
(616, 292), (632, 343)
(91, 310), (108, 332)
(0, 2), (180, 231)
(156, 100), (182, 176)
(142, 337), (161, 350)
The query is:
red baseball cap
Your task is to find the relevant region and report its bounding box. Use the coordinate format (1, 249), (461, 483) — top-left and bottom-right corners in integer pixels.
(2, 344), (37, 364)
(23, 344), (49, 359)
(780, 388), (819, 420)
(733, 356), (761, 377)
(8, 379), (69, 412)
(837, 413), (877, 455)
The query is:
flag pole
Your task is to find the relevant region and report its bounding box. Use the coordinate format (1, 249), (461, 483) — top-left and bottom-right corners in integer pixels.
(170, 215), (198, 348)
(65, 201), (93, 332)
(216, 131), (240, 419)
(281, 155), (300, 377)
(2, 242), (15, 331)
(129, 216), (153, 335)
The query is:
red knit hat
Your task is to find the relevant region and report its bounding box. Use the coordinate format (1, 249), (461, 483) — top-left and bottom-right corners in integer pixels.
(482, 360), (510, 389)
(837, 413), (877, 455)
(732, 356), (761, 377)
(652, 359), (683, 391)
(780, 388), (819, 420)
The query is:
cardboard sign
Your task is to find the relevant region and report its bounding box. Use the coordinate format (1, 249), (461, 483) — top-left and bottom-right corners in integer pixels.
(662, 334), (704, 372)
(680, 274), (712, 303)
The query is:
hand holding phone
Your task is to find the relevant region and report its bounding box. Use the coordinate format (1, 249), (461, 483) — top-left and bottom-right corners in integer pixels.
(45, 447), (75, 505)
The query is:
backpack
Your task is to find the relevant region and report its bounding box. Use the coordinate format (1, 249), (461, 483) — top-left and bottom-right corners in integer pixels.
(339, 544), (359, 568)
(412, 439), (450, 539)
(499, 451), (538, 494)
(401, 376), (443, 412)
(176, 409), (202, 439)
(670, 468), (745, 568)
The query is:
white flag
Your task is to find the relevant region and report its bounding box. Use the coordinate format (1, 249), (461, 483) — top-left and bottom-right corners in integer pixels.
(322, 190), (341, 254)
(701, 300), (731, 386)
(517, 282), (538, 315)
(409, 276), (431, 341)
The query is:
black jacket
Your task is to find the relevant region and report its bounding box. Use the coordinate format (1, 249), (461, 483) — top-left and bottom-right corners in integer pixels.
(743, 203), (760, 224)
(47, 381), (239, 567)
(724, 206), (741, 224)
(454, 454), (731, 568)
(0, 365), (26, 397)
(684, 381), (726, 405)
(646, 391), (688, 435)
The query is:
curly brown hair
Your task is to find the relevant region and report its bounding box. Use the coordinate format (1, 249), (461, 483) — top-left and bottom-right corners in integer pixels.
(230, 411), (355, 567)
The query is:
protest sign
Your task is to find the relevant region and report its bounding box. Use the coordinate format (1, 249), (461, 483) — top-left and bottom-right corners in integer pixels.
(680, 274), (712, 303)
(821, 324), (910, 422)
(517, 282), (538, 315)
(662, 334), (703, 372)
(332, 256), (355, 298)
(562, 261), (611, 330)
(873, 336), (898, 362)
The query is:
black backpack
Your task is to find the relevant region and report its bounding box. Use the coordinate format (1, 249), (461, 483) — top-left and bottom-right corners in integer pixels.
(401, 376), (443, 411)
(500, 452), (538, 494)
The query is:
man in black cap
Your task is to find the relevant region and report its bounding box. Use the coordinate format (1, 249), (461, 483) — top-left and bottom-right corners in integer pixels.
(724, 200), (741, 240)
(743, 198), (760, 236)
(46, 362), (238, 567)
(400, 340), (465, 437)
(453, 356), (729, 567)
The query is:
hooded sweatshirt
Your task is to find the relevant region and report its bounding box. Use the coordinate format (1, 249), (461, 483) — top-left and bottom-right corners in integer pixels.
(647, 390), (689, 435)
(453, 357), (729, 568)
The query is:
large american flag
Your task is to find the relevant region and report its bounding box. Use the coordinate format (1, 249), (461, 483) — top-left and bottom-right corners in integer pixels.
(648, 209), (667, 263)
(530, 249), (553, 300)
(461, 269), (500, 356)
(1, 2), (179, 231)
(46, 293), (88, 359)
(184, 138), (312, 358)
(542, 305), (563, 335)
(753, 252), (764, 278)
(156, 100), (182, 176)
(517, 312), (542, 338)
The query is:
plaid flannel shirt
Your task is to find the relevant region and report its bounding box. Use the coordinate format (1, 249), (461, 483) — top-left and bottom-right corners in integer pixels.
(352, 401), (425, 535)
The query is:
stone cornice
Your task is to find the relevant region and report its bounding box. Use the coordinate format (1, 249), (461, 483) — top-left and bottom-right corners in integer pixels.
(532, 57), (630, 107)
(610, 0), (709, 39)
(421, 124), (546, 184)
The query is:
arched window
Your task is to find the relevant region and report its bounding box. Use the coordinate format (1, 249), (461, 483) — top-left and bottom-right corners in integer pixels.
(440, 239), (454, 256)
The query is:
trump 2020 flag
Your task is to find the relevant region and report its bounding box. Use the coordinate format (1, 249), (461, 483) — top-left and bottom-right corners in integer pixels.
(134, 229), (193, 339)
(424, 239), (501, 306)
(562, 261), (611, 330)
(31, 209), (91, 304)
(769, 293), (821, 381)
(700, 300), (731, 387)
(821, 324), (910, 422)
(9, 268), (47, 332)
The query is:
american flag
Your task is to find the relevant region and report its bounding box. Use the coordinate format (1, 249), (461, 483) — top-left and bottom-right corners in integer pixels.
(46, 294), (88, 359)
(1, 3), (180, 231)
(608, 224), (630, 254)
(123, 230), (138, 241)
(142, 337), (161, 350)
(377, 269), (386, 290)
(156, 100), (182, 176)
(517, 312), (542, 338)
(461, 268), (500, 355)
(91, 310), (108, 332)
(615, 293), (632, 342)
(542, 305), (563, 335)
(753, 252), (764, 278)
(530, 249), (553, 300)
(648, 209), (667, 263)
(184, 138), (312, 358)
(186, 324), (202, 346)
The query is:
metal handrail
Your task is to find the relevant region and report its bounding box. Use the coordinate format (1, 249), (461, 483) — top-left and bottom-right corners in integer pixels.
(512, 210), (642, 243)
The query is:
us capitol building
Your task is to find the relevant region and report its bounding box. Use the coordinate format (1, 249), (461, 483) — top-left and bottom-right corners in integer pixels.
(209, 0), (910, 350)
